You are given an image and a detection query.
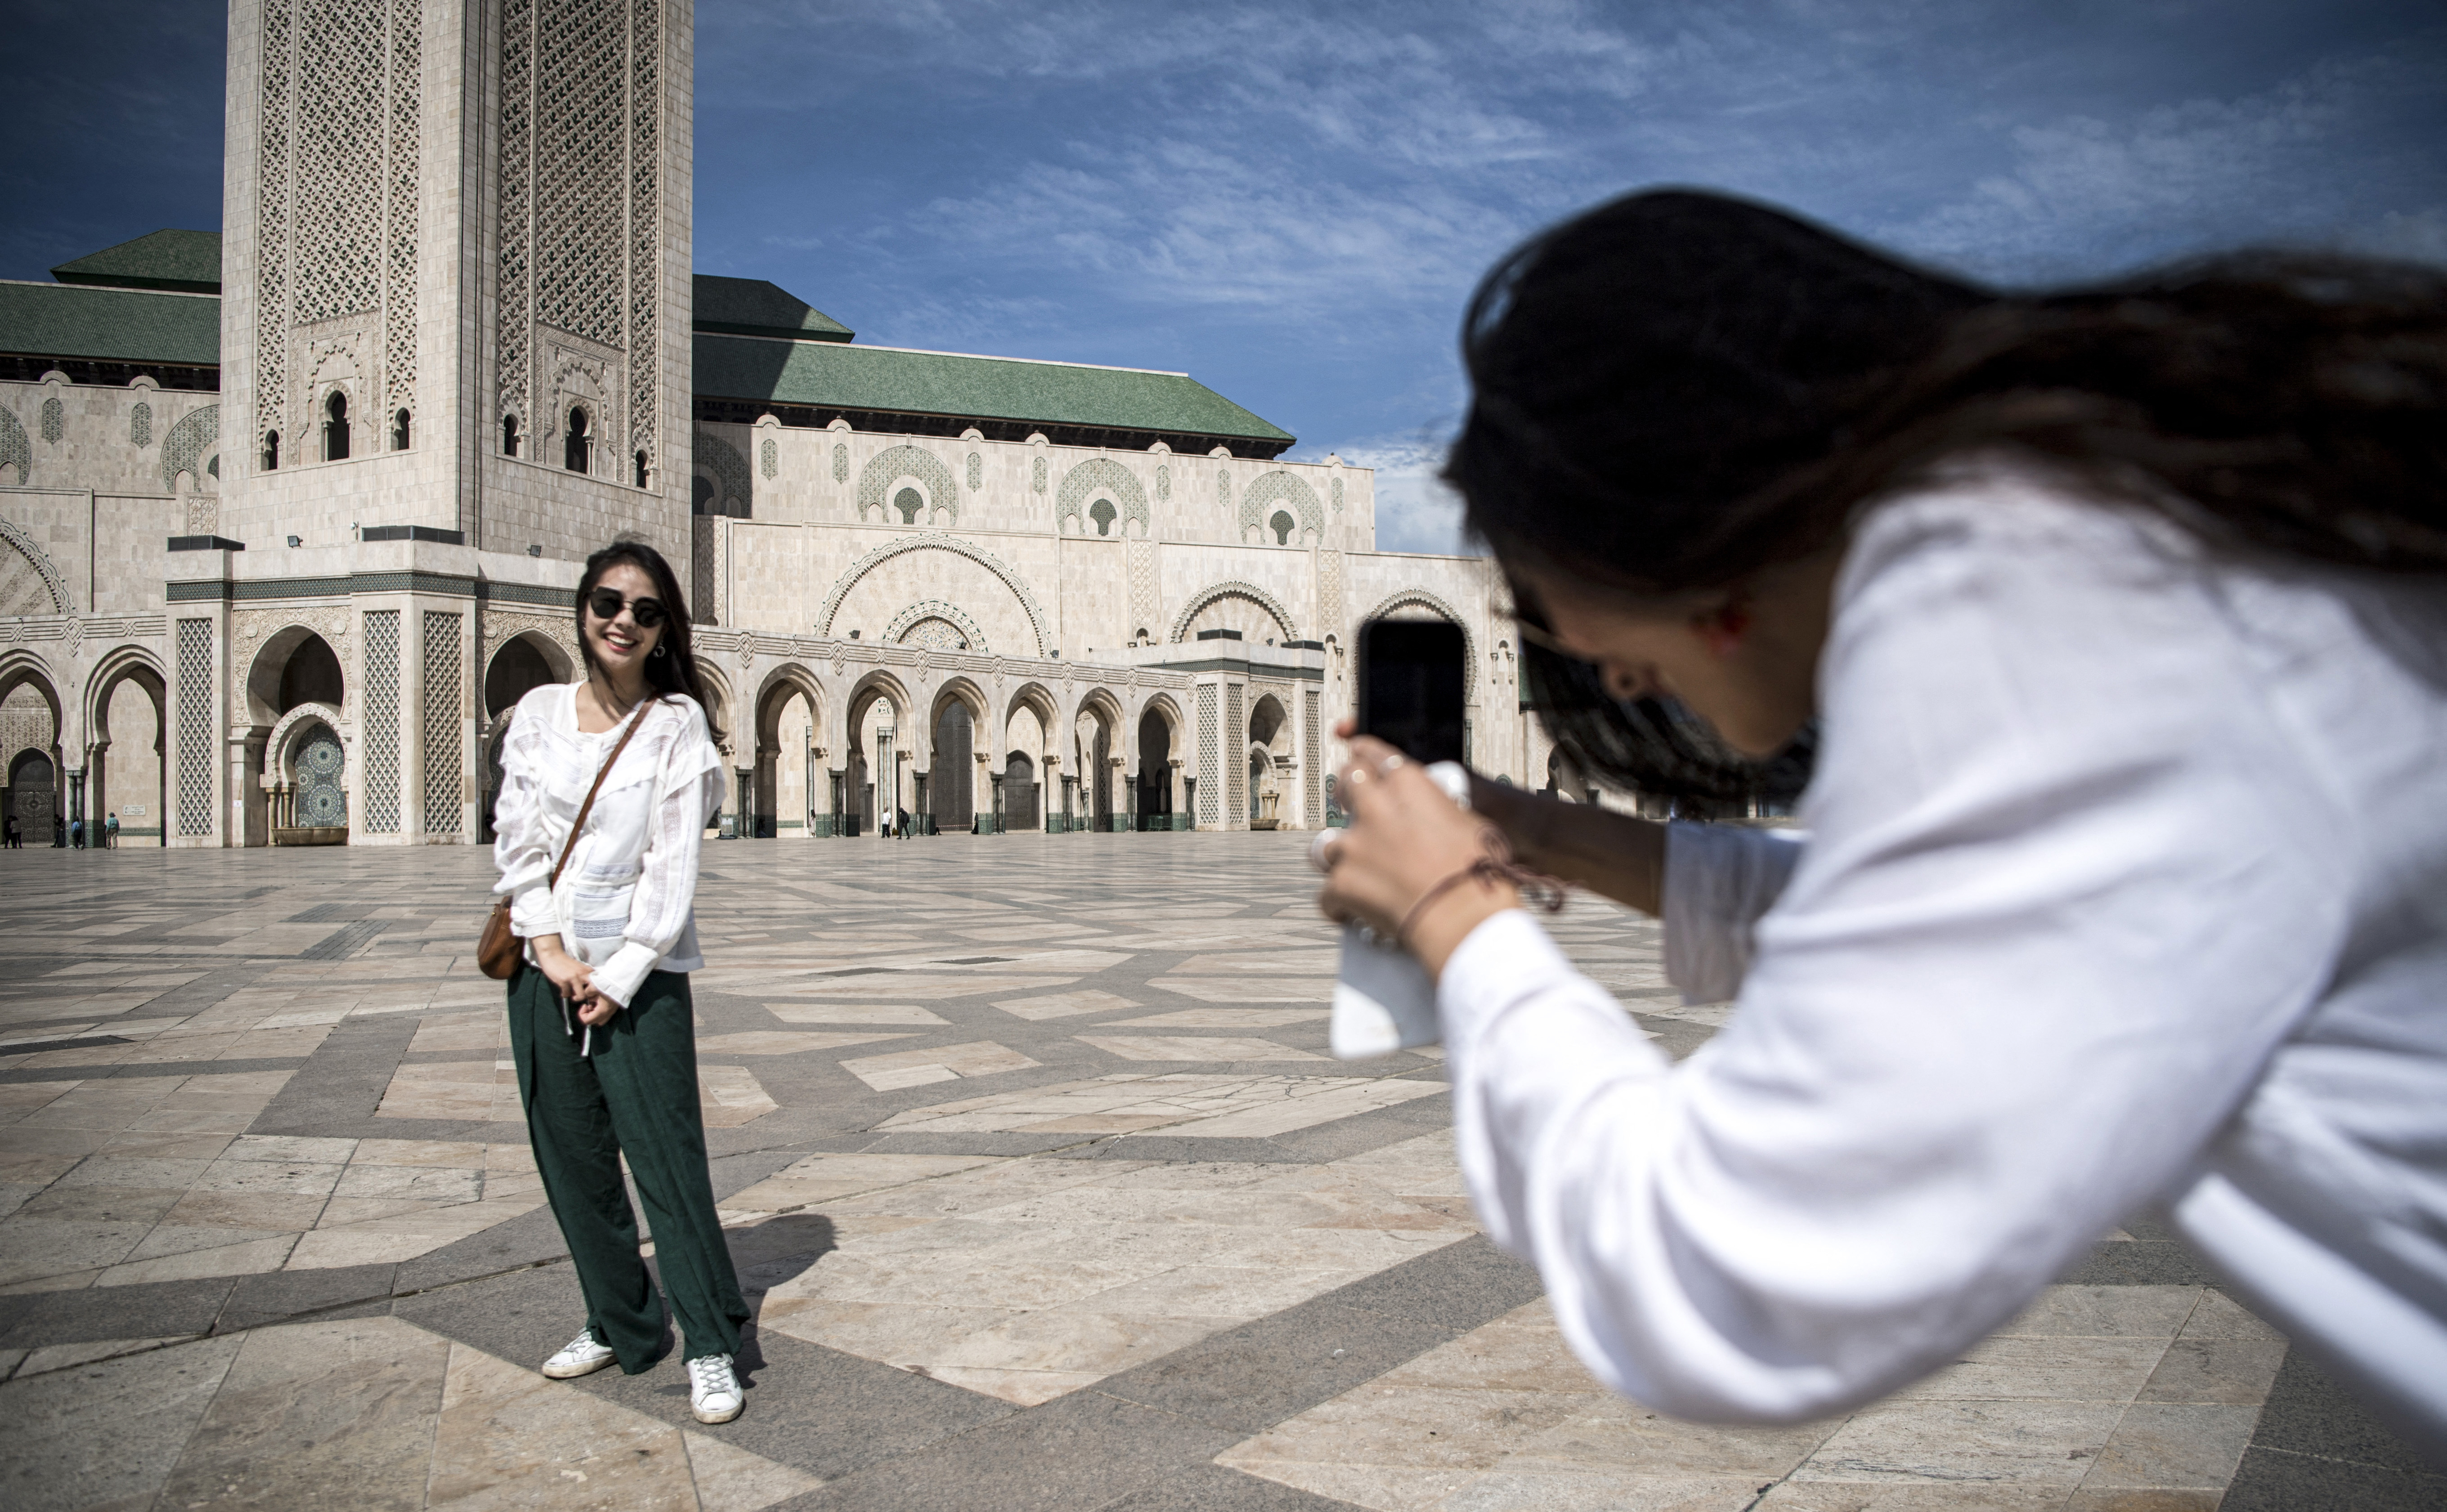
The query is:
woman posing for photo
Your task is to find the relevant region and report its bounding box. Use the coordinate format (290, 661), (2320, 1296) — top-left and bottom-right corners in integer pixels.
(492, 540), (750, 1424)
(1318, 191), (2447, 1448)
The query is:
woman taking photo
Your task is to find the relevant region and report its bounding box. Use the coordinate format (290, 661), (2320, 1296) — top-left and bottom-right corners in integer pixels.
(1318, 191), (2447, 1446)
(493, 539), (749, 1424)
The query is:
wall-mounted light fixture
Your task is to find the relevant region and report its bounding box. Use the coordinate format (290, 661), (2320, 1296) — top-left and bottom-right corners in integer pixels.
(527, 544), (542, 557)
(286, 535), (301, 548)
(848, 629), (860, 640)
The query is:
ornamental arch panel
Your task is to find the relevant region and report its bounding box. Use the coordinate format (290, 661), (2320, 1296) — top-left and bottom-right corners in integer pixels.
(1361, 588), (1479, 702)
(1169, 580), (1299, 644)
(856, 445), (960, 525)
(1055, 456), (1149, 538)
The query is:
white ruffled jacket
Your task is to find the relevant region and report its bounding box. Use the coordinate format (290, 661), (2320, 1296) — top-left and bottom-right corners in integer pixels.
(492, 682), (726, 1008)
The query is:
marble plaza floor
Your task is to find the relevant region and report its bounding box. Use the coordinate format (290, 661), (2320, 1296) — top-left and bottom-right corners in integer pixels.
(0, 835), (2436, 1512)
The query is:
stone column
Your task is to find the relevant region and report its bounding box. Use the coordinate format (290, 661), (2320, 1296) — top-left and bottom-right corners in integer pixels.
(66, 767), (86, 847)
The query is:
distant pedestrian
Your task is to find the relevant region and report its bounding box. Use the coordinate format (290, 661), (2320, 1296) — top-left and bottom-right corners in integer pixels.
(491, 539), (748, 1426)
(104, 812), (120, 849)
(4, 814), (19, 848)
(69, 815), (83, 849)
(54, 816), (66, 847)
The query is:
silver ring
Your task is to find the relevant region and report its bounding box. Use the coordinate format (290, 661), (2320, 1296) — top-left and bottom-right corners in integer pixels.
(1381, 753), (1406, 772)
(1307, 829), (1342, 874)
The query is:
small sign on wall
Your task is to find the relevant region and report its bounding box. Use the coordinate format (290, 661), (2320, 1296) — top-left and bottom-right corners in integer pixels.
(122, 805), (147, 816)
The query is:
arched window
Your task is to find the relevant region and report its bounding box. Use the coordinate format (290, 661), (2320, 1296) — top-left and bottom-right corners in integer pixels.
(691, 475), (716, 514)
(1269, 510), (1295, 545)
(1090, 498), (1117, 537)
(391, 409), (411, 450)
(323, 392), (350, 461)
(563, 407), (590, 473)
(502, 414), (520, 457)
(633, 451), (648, 488)
(893, 486), (924, 524)
(262, 430), (280, 471)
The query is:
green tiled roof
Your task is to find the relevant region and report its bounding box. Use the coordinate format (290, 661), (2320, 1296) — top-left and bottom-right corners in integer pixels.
(51, 230), (224, 294)
(693, 275), (853, 342)
(0, 280), (222, 366)
(693, 334), (1294, 444)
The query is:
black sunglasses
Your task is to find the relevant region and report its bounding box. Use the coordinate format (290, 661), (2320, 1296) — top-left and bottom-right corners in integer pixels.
(585, 589), (667, 628)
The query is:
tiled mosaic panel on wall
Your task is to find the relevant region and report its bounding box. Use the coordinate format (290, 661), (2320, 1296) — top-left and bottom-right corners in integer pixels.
(1197, 684), (1219, 827)
(421, 611), (463, 834)
(362, 610), (402, 832)
(175, 619), (215, 837)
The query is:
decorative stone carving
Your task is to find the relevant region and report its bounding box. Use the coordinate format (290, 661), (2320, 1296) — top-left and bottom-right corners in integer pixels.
(1054, 457), (1150, 538)
(162, 405), (220, 493)
(0, 518), (74, 617)
(1240, 470), (1325, 542)
(695, 430), (753, 514)
(0, 404), (30, 485)
(857, 445), (959, 524)
(815, 534), (1052, 657)
(1362, 587), (1479, 699)
(1169, 580), (1299, 644)
(885, 599), (988, 654)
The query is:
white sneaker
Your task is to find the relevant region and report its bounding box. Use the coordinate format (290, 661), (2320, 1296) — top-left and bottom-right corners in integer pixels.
(687, 1353), (744, 1423)
(541, 1329), (618, 1379)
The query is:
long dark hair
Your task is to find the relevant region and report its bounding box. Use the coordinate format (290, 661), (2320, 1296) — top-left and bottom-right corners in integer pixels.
(1451, 188), (2447, 806)
(574, 539), (725, 744)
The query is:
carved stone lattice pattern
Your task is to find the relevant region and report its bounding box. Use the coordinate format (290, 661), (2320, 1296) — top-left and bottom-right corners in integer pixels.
(695, 431), (752, 514)
(1169, 580), (1299, 645)
(1031, 456), (1046, 495)
(856, 445), (958, 523)
(967, 452), (981, 491)
(0, 518), (73, 617)
(1197, 684), (1219, 827)
(886, 599), (986, 654)
(1240, 471), (1325, 541)
(1318, 549), (1344, 638)
(1054, 457), (1149, 537)
(496, 0), (533, 427)
(1216, 468), (1230, 514)
(256, 0), (293, 438)
(130, 403), (153, 449)
(832, 443), (848, 483)
(384, 0), (420, 414)
(1225, 682), (1244, 826)
(816, 534), (1050, 656)
(535, 0), (627, 349)
(185, 499), (219, 535)
(627, 0), (659, 464)
(0, 405), (28, 484)
(40, 397), (63, 445)
(1156, 464), (1170, 501)
(1126, 541), (1159, 640)
(759, 437), (777, 479)
(175, 619), (214, 837)
(1331, 475), (1344, 512)
(362, 610), (402, 832)
(162, 406), (220, 494)
(1303, 688), (1321, 830)
(292, 0), (386, 326)
(422, 611), (462, 833)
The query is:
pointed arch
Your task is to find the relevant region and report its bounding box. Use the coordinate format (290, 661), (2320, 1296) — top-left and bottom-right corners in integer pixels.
(1169, 580), (1299, 644)
(0, 517), (73, 615)
(816, 533), (1051, 656)
(1055, 456), (1150, 537)
(856, 444), (960, 525)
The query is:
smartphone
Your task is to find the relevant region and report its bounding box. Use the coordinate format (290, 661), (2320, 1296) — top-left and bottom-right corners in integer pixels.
(1356, 619), (1467, 763)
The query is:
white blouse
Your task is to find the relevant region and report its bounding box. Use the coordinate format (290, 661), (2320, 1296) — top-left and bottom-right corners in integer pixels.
(492, 682), (725, 1008)
(1440, 462), (2447, 1440)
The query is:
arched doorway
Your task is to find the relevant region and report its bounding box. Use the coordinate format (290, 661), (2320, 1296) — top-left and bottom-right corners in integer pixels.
(1137, 707), (1172, 829)
(934, 701), (975, 833)
(1004, 752), (1038, 832)
(480, 632), (571, 841)
(89, 659), (168, 846)
(9, 748), (55, 844)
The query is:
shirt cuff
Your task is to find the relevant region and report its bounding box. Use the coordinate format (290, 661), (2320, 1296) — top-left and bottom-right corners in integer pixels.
(1436, 908), (1585, 1060)
(588, 943), (660, 1009)
(507, 884), (557, 941)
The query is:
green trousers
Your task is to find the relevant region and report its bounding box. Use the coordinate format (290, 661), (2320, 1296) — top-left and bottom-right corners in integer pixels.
(507, 965), (749, 1373)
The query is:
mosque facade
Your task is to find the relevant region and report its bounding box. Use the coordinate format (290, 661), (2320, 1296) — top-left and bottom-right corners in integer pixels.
(0, 0), (1539, 849)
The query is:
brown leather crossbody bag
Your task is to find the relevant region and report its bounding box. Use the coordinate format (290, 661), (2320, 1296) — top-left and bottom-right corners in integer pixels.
(477, 704), (652, 980)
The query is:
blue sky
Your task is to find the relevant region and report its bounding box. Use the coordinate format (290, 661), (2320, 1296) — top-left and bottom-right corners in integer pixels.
(5, 1), (2442, 550)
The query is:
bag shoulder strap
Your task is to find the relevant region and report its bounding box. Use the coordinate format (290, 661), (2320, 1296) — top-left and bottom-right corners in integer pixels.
(548, 698), (654, 889)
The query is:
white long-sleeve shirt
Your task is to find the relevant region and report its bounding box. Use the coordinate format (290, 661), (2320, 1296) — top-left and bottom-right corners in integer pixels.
(492, 683), (725, 1009)
(1440, 463), (2447, 1441)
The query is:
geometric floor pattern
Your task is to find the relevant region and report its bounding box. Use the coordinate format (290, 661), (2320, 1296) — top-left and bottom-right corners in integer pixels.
(1, 834), (2438, 1510)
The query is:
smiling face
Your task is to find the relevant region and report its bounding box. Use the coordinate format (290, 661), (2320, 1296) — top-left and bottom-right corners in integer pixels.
(582, 560), (666, 684)
(1507, 550), (1838, 760)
